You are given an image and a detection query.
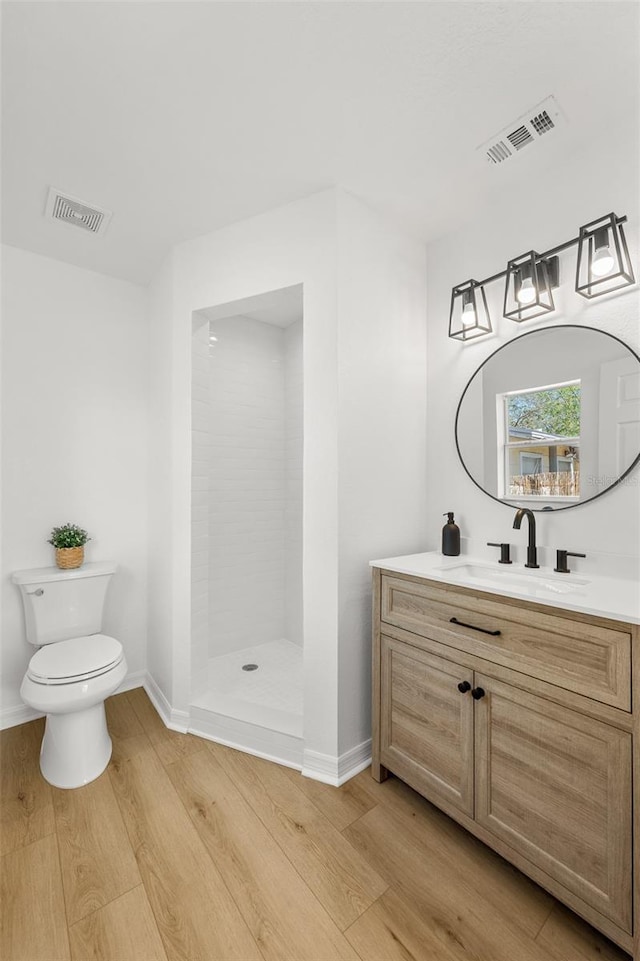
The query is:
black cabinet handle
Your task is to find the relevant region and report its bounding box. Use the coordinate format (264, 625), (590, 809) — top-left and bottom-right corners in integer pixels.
(450, 617), (501, 637)
(471, 687), (486, 700)
(457, 681), (471, 693)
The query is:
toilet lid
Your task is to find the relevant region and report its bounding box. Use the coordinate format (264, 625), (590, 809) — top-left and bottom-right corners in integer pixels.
(28, 634), (123, 684)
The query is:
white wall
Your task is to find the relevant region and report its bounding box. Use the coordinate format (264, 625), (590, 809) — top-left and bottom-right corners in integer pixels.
(147, 252), (182, 714)
(1, 245), (149, 723)
(147, 187), (428, 775)
(425, 123), (640, 576)
(190, 317), (210, 699)
(148, 189), (341, 755)
(335, 191), (428, 755)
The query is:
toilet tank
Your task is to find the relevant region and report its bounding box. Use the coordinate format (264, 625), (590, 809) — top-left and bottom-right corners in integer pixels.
(12, 562), (117, 646)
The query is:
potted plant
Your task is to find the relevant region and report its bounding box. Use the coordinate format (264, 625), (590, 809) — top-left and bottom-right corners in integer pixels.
(48, 523), (91, 570)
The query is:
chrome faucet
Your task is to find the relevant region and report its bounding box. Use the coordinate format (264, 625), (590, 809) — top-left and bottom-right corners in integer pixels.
(513, 508), (540, 568)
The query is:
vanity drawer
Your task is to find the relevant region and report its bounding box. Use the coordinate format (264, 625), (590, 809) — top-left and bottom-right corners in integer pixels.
(380, 574), (632, 710)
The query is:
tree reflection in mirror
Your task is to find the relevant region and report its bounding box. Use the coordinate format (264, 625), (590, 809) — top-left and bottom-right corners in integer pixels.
(501, 382), (581, 500)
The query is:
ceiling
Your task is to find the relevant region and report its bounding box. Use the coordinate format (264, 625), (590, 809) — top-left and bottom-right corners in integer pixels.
(2, 2), (638, 286)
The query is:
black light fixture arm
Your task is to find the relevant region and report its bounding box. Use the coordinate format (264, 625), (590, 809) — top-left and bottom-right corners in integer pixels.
(448, 213), (634, 341)
(469, 216), (628, 289)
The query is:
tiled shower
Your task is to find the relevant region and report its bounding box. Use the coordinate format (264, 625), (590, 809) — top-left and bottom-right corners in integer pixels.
(190, 287), (304, 764)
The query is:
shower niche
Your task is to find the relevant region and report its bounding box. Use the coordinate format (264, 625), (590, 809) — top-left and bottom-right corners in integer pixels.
(190, 284), (304, 767)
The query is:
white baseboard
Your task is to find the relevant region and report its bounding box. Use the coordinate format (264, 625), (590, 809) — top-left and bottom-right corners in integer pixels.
(338, 738), (373, 783)
(0, 701), (43, 730)
(143, 673), (190, 733)
(0, 668), (148, 731)
(2, 671), (372, 789)
(302, 738), (372, 786)
(190, 705), (303, 770)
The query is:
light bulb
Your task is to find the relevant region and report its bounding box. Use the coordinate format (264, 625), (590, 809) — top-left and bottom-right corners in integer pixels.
(517, 276), (537, 305)
(591, 244), (615, 277)
(461, 301), (476, 327)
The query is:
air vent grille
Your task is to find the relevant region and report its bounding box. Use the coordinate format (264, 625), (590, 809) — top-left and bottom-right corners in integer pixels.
(477, 96), (566, 166)
(487, 141), (512, 164)
(45, 187), (112, 236)
(507, 124), (534, 151)
(530, 109), (555, 136)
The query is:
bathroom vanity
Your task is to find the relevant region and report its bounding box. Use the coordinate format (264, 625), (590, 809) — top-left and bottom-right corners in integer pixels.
(370, 553), (639, 954)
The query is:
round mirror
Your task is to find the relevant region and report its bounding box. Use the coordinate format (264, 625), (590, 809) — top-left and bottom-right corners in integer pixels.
(455, 325), (640, 511)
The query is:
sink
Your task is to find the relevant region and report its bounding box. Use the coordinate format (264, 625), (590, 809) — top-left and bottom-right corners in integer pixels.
(433, 562), (590, 597)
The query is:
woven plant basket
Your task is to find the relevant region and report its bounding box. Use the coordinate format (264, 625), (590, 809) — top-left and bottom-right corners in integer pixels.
(55, 546), (84, 570)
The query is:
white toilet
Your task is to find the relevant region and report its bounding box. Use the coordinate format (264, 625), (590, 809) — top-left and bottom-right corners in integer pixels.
(13, 561), (127, 789)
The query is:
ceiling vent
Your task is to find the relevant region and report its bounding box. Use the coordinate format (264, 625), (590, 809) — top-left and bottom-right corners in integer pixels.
(45, 187), (112, 236)
(477, 96), (567, 166)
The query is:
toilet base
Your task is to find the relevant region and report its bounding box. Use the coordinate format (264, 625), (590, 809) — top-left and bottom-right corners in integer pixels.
(40, 702), (113, 789)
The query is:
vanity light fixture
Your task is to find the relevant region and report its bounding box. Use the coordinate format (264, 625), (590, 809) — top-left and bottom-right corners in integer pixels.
(575, 213), (635, 298)
(448, 280), (492, 341)
(591, 232), (615, 277)
(503, 251), (559, 323)
(448, 211), (635, 340)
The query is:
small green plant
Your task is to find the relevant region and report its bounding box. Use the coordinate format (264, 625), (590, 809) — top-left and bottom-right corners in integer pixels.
(48, 523), (91, 549)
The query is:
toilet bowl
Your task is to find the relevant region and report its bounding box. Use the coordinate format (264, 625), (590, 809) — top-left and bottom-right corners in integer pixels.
(13, 562), (126, 789)
(20, 634), (127, 788)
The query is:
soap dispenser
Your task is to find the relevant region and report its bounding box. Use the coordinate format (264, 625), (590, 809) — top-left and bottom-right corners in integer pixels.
(442, 512), (460, 556)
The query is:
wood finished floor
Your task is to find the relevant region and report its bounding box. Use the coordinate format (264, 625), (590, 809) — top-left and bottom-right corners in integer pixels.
(0, 687), (631, 961)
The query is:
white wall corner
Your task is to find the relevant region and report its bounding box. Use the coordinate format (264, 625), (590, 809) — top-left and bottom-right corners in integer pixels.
(144, 671), (190, 733)
(302, 738), (372, 786)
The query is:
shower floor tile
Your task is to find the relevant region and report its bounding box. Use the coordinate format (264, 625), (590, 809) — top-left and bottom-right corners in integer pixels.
(191, 639), (303, 737)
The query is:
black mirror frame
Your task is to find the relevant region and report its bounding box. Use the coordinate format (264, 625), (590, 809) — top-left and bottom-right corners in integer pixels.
(454, 324), (640, 512)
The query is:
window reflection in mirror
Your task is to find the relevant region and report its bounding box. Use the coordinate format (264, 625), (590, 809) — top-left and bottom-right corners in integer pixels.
(500, 382), (581, 500)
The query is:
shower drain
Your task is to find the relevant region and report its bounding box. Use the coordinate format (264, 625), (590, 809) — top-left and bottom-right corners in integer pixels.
(242, 663), (259, 671)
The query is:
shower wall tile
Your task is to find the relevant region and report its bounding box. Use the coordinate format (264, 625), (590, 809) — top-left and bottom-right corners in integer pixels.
(191, 589), (208, 612)
(284, 319), (303, 646)
(191, 458), (210, 478)
(192, 384), (210, 405)
(208, 315), (289, 658)
(192, 399), (210, 428)
(191, 578), (208, 601)
(193, 353), (209, 374)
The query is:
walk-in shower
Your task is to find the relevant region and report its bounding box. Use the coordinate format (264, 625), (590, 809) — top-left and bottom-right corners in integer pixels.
(189, 285), (303, 767)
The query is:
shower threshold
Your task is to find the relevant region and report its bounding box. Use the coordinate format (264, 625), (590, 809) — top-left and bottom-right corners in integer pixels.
(190, 639), (303, 769)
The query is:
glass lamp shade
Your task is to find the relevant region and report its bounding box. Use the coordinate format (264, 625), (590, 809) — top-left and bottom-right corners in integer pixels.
(575, 213), (635, 298)
(449, 281), (492, 341)
(503, 251), (555, 322)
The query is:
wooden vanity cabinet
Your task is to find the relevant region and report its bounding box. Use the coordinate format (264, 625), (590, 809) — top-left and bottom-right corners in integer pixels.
(372, 568), (637, 954)
(380, 636), (475, 816)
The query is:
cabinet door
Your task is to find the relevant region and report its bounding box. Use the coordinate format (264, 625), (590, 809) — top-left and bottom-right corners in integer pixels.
(474, 674), (632, 932)
(380, 635), (474, 817)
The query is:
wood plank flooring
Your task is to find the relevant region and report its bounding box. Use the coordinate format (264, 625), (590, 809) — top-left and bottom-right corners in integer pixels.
(0, 688), (631, 961)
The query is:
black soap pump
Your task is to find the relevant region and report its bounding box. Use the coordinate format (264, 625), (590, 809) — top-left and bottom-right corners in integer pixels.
(442, 512), (460, 556)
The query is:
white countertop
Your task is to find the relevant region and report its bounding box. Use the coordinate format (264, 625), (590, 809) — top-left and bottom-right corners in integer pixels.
(370, 551), (640, 625)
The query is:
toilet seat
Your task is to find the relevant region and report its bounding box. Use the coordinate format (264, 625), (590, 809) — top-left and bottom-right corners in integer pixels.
(27, 634), (124, 685)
